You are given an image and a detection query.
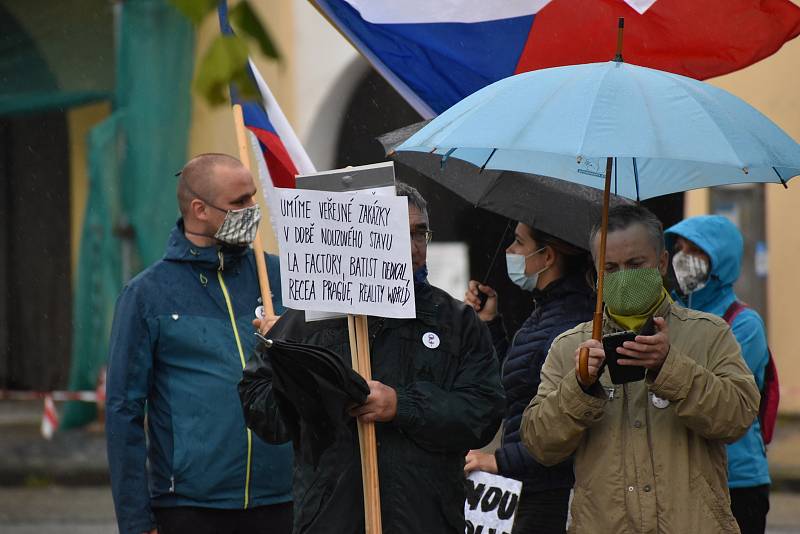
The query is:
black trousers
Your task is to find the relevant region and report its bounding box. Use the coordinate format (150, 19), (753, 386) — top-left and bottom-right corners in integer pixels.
(511, 486), (571, 534)
(730, 484), (770, 534)
(154, 502), (293, 534)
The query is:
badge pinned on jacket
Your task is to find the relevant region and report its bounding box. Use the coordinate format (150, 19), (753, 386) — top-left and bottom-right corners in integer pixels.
(422, 332), (440, 349)
(255, 305), (265, 319)
(650, 392), (670, 409)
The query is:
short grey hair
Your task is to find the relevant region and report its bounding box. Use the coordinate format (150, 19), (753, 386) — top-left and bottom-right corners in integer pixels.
(395, 182), (429, 218)
(590, 204), (664, 257)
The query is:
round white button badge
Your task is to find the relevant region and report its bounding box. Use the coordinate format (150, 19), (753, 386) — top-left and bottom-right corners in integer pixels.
(651, 393), (670, 409)
(255, 305), (265, 320)
(422, 332), (440, 349)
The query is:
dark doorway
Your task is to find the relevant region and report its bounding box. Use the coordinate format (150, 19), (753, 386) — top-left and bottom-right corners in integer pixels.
(710, 184), (767, 322)
(335, 69), (685, 334)
(0, 111), (72, 390)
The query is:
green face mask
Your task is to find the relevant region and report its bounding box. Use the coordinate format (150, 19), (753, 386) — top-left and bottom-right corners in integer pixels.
(602, 268), (663, 316)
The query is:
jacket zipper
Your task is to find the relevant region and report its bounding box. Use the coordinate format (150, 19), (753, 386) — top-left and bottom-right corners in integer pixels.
(217, 269), (253, 510)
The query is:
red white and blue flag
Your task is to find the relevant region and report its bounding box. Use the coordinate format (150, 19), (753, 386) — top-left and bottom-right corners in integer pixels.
(219, 3), (316, 191)
(311, 0), (800, 118)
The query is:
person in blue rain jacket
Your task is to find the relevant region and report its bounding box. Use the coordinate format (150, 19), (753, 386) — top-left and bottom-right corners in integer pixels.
(106, 154), (292, 534)
(666, 215), (770, 534)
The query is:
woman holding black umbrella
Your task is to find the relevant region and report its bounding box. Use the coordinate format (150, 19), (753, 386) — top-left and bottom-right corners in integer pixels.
(463, 221), (594, 534)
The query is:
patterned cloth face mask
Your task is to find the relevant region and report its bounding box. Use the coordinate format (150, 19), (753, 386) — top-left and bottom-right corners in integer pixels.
(213, 204), (261, 245)
(672, 250), (709, 294)
(602, 267), (663, 316)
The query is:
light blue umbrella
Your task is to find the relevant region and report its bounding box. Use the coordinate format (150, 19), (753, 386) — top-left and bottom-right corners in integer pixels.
(397, 60), (800, 200)
(396, 58), (800, 383)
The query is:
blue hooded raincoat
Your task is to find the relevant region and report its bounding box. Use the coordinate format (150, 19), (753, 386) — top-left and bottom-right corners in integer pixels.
(106, 222), (293, 534)
(665, 215), (770, 489)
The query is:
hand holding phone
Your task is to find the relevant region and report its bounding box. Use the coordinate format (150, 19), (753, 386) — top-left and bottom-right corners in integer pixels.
(601, 316), (656, 384)
(464, 280), (497, 322)
(602, 331), (646, 384)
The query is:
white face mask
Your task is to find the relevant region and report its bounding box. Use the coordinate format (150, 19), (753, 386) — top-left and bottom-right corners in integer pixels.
(506, 247), (547, 291)
(672, 250), (709, 294)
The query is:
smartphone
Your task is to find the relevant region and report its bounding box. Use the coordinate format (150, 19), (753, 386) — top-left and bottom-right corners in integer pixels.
(602, 330), (646, 384)
(639, 315), (656, 336)
(476, 289), (489, 310)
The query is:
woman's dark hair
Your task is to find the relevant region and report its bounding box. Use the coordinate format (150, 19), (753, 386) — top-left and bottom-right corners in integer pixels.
(526, 226), (593, 280)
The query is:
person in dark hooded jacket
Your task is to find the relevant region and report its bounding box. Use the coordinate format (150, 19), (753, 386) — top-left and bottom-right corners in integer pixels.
(666, 215), (771, 534)
(464, 223), (594, 533)
(239, 182), (505, 534)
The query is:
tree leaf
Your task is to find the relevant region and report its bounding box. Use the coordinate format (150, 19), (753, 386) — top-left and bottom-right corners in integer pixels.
(168, 0), (219, 25)
(193, 34), (251, 106)
(229, 0), (281, 60)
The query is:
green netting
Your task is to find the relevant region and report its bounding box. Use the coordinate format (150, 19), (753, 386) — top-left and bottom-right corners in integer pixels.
(117, 0), (195, 266)
(61, 112), (125, 427)
(61, 0), (194, 427)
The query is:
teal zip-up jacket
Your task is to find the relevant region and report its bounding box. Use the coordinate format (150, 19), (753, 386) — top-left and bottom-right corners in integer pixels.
(106, 221), (293, 534)
(666, 215), (770, 489)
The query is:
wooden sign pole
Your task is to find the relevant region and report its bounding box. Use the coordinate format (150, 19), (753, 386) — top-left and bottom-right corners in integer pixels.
(347, 314), (383, 533)
(232, 104), (274, 318)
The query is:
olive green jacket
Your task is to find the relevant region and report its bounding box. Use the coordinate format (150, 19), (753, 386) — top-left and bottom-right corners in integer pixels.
(521, 299), (759, 534)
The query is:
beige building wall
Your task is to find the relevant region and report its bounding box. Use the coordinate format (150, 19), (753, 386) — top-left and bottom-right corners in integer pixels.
(688, 35), (800, 413)
(188, 2), (800, 412)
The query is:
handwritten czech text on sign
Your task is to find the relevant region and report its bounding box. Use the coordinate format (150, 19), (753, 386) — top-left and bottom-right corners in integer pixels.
(275, 187), (415, 319)
(464, 471), (522, 534)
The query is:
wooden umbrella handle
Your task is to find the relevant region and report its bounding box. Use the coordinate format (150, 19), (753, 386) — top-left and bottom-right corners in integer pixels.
(579, 157), (613, 386)
(578, 311), (605, 384)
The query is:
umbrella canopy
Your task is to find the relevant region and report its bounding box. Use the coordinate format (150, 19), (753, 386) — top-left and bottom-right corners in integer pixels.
(396, 57), (800, 384)
(261, 337), (369, 467)
(397, 61), (800, 201)
(382, 122), (630, 249)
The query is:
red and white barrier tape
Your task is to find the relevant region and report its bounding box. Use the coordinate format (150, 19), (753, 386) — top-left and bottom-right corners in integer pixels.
(40, 395), (59, 440)
(0, 390), (102, 402)
(1, 369), (107, 440)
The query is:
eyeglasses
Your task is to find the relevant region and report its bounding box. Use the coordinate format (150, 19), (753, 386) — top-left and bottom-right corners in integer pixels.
(411, 229), (433, 244)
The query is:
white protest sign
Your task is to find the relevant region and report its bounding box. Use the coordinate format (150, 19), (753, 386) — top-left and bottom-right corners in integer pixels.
(464, 471), (522, 534)
(299, 185), (395, 322)
(275, 187), (416, 318)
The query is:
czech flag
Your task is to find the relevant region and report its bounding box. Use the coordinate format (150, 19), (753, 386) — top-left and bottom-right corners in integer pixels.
(219, 3), (316, 190)
(311, 0), (800, 118)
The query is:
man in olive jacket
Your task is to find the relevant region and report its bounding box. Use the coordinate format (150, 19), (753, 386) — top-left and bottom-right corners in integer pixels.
(521, 205), (759, 534)
(239, 183), (505, 533)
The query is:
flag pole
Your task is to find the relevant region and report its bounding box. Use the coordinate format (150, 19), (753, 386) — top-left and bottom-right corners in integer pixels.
(233, 103), (275, 319)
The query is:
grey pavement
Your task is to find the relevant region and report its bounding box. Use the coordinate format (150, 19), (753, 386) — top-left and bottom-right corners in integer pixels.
(2, 400), (800, 532)
(0, 486), (798, 533)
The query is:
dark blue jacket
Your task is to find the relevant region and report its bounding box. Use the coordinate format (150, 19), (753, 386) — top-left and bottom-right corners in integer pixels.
(106, 222), (293, 534)
(665, 215), (770, 489)
(489, 273), (594, 491)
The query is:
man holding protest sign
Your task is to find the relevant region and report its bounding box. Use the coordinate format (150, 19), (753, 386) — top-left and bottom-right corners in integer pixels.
(240, 182), (505, 533)
(106, 154), (293, 534)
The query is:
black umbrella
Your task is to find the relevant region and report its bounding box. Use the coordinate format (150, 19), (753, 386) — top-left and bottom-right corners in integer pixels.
(379, 121), (630, 250)
(259, 335), (370, 468)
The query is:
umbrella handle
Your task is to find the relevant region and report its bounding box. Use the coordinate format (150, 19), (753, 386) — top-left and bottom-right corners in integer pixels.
(580, 156), (613, 386)
(579, 311), (605, 385)
(578, 347), (591, 385)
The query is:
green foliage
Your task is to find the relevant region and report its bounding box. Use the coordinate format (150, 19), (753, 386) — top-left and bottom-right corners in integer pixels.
(169, 0), (281, 106)
(169, 0), (218, 25)
(230, 1), (281, 60)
